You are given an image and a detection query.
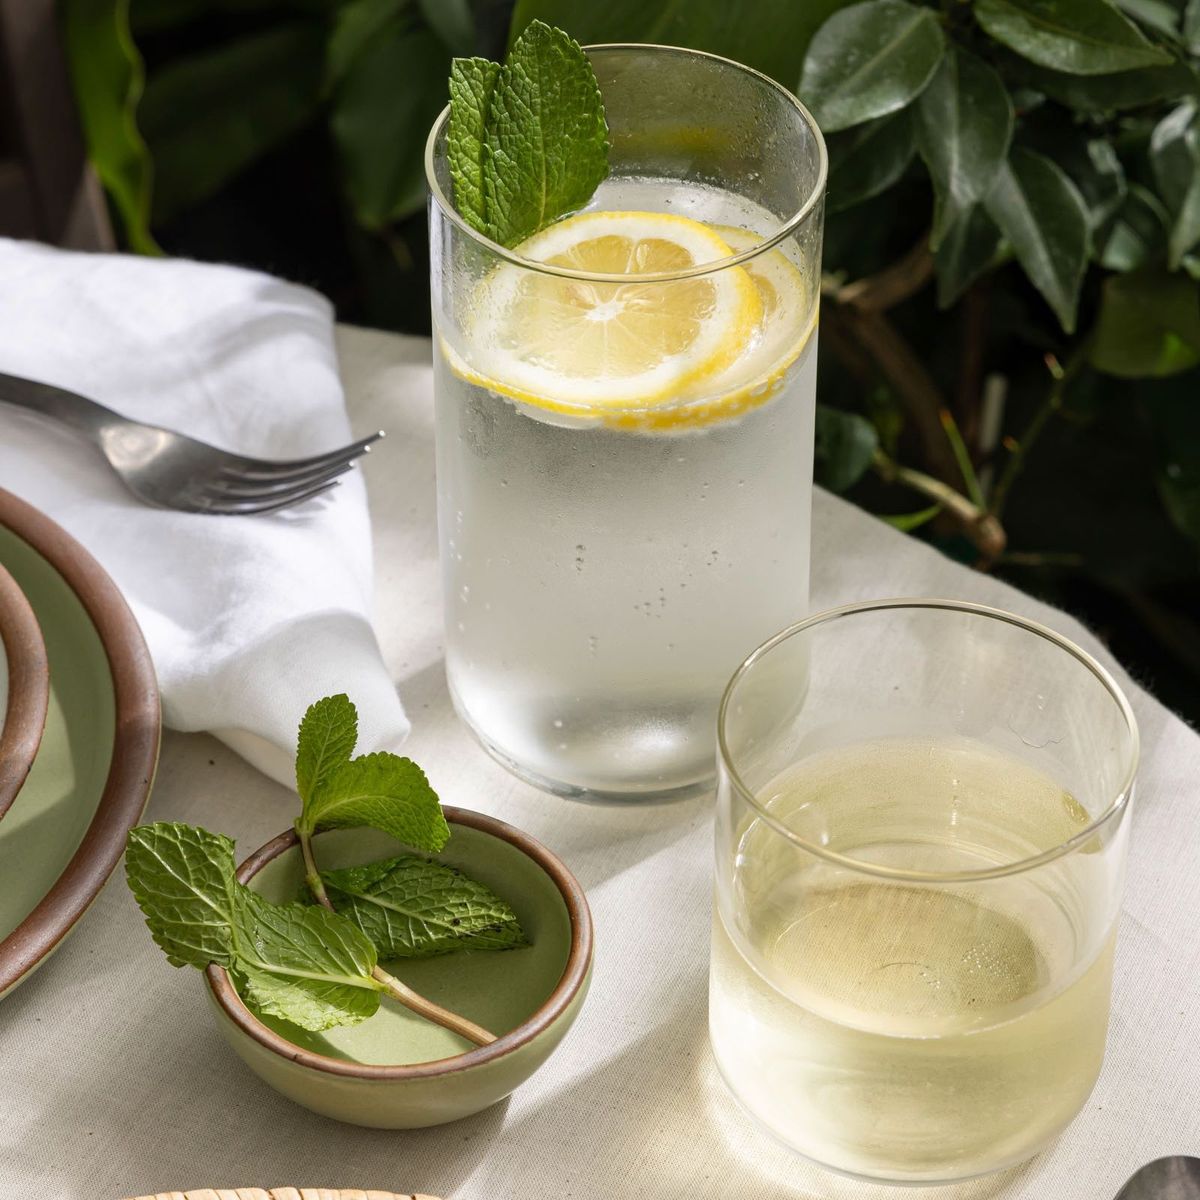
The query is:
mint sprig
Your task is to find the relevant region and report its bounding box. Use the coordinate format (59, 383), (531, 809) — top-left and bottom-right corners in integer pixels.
(447, 19), (609, 247)
(295, 694), (449, 852)
(125, 694), (528, 1047)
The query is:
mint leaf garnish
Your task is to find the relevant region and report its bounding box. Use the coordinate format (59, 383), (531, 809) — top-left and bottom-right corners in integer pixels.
(233, 889), (382, 1031)
(448, 57), (502, 235)
(294, 695), (450, 854)
(296, 692), (359, 806)
(447, 19), (608, 247)
(125, 823), (239, 969)
(126, 821), (383, 1033)
(322, 854), (529, 959)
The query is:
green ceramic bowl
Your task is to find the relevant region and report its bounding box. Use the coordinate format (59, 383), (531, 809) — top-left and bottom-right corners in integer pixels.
(204, 807), (592, 1129)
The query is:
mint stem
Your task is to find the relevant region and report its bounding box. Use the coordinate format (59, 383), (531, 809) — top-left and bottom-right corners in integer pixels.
(297, 828), (497, 1048)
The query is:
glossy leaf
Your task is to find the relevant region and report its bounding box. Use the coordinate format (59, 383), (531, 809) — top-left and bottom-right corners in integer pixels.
(322, 855), (528, 958)
(915, 48), (1013, 249)
(61, 0), (157, 253)
(974, 0), (1172, 74)
(1186, 0), (1200, 53)
(815, 406), (879, 492)
(1150, 101), (1200, 267)
(826, 110), (916, 213)
(330, 27), (452, 228)
(508, 0), (856, 84)
(984, 147), (1091, 332)
(1090, 268), (1200, 376)
(140, 22), (327, 225)
(326, 0), (409, 89)
(419, 0), (475, 53)
(1114, 0), (1182, 38)
(1098, 183), (1171, 269)
(935, 204), (1006, 307)
(1008, 56), (1197, 110)
(800, 0), (945, 132)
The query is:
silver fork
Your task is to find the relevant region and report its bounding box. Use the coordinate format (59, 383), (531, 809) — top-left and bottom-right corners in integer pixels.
(0, 371), (383, 515)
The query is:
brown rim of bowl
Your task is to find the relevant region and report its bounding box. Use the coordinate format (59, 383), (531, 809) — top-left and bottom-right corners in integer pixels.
(0, 487), (160, 993)
(0, 559), (50, 820)
(204, 806), (594, 1079)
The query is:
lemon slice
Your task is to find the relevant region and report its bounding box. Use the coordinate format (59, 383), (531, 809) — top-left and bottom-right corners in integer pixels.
(596, 226), (817, 432)
(464, 211), (762, 410)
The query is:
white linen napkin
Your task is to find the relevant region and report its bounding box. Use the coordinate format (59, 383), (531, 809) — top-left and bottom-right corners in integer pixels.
(0, 237), (410, 784)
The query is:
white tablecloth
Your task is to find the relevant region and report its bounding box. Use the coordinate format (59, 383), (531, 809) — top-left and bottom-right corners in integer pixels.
(3, 328), (1197, 1200)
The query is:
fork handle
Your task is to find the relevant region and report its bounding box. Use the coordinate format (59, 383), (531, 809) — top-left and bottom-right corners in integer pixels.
(0, 370), (121, 441)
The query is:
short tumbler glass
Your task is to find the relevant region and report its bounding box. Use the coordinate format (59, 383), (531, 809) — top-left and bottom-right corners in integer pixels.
(710, 599), (1138, 1184)
(426, 45), (826, 801)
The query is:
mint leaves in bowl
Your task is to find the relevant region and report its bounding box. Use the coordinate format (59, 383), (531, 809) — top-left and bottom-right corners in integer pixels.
(125, 696), (592, 1128)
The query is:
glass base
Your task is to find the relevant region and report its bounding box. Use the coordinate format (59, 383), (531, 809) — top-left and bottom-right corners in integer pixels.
(710, 1046), (1056, 1187)
(449, 685), (715, 804)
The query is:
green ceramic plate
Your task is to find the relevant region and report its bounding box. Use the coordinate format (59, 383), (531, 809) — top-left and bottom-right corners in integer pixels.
(0, 487), (160, 998)
(205, 810), (593, 1128)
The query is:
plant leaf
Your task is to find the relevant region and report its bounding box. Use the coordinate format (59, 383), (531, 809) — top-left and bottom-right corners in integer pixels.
(1186, 0), (1200, 53)
(331, 26), (453, 229)
(125, 823), (238, 969)
(233, 889), (382, 1032)
(508, 0), (857, 84)
(296, 694), (359, 806)
(448, 57), (503, 234)
(984, 147), (1091, 332)
(1150, 101), (1200, 268)
(326, 0), (409, 90)
(799, 0), (945, 133)
(826, 110), (916, 214)
(140, 21), (327, 225)
(419, 0), (475, 53)
(815, 406), (879, 491)
(973, 0), (1173, 74)
(299, 752), (450, 852)
(452, 20), (608, 247)
(915, 48), (1014, 249)
(935, 204), (1006, 307)
(1005, 56), (1197, 110)
(883, 503), (943, 531)
(1098, 183), (1171, 269)
(1114, 0), (1182, 39)
(322, 855), (528, 958)
(61, 0), (158, 253)
(1089, 268), (1200, 376)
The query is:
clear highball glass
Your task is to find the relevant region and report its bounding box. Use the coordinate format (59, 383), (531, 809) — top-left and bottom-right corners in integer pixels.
(426, 45), (826, 801)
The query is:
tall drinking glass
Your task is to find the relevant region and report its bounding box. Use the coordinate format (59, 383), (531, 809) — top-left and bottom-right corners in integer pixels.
(711, 599), (1138, 1184)
(426, 45), (826, 801)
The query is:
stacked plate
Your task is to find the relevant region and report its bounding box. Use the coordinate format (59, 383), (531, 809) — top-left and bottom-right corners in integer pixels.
(0, 487), (160, 998)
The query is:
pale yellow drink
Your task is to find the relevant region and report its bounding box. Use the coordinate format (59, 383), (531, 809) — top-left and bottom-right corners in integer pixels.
(710, 737), (1117, 1181)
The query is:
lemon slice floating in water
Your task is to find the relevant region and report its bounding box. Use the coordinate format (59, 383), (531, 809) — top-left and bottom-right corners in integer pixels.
(446, 210), (815, 431)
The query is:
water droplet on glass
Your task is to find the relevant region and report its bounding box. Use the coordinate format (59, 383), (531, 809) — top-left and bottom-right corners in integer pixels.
(553, 718), (564, 729)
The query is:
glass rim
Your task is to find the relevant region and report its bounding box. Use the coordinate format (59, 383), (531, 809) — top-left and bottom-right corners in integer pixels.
(717, 597), (1141, 884)
(423, 42), (828, 285)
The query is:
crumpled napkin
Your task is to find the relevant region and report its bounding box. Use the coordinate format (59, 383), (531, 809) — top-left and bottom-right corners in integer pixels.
(0, 238), (409, 784)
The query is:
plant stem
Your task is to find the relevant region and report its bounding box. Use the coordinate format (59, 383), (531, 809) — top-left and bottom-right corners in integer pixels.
(873, 449), (1006, 562)
(298, 828), (497, 1047)
(989, 348), (1087, 519)
(939, 408), (986, 507)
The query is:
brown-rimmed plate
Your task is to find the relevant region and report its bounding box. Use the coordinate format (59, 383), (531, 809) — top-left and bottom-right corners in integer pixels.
(0, 558), (50, 818)
(0, 487), (160, 998)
